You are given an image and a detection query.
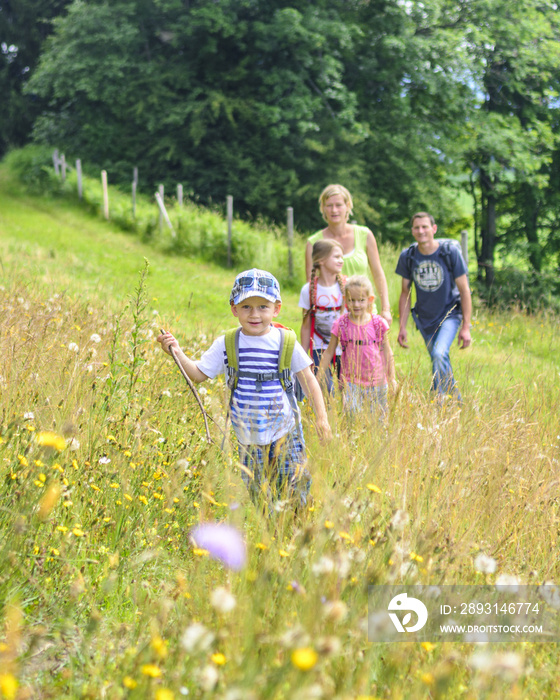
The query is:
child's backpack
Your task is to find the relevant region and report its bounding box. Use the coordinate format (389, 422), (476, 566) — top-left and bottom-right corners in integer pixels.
(403, 239), (467, 280)
(223, 323), (302, 443)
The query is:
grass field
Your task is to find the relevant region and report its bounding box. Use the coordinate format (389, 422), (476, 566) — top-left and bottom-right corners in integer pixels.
(1, 165), (560, 699)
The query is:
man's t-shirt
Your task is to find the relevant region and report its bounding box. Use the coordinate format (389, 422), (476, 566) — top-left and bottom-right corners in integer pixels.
(395, 243), (467, 335)
(196, 326), (312, 445)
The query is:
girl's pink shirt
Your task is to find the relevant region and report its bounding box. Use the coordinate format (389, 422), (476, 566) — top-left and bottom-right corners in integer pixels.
(331, 313), (389, 386)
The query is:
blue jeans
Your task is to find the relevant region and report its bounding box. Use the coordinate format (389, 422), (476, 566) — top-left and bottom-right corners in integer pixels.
(418, 315), (461, 398)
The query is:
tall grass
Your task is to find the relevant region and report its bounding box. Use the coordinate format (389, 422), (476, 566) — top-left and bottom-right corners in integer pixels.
(1, 257), (560, 698)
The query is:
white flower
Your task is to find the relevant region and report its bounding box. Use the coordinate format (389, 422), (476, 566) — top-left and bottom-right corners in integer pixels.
(278, 624), (310, 649)
(538, 582), (560, 609)
(495, 573), (521, 592)
(90, 333), (102, 343)
(198, 386), (208, 395)
(390, 509), (409, 531)
(198, 664), (219, 692)
(210, 587), (236, 614)
(474, 553), (497, 574)
(180, 622), (215, 653)
(161, 389), (172, 398)
(322, 600), (347, 622)
(68, 342), (79, 353)
(66, 437), (80, 451)
(24, 412), (35, 421)
(98, 456), (111, 465)
(312, 556), (335, 576)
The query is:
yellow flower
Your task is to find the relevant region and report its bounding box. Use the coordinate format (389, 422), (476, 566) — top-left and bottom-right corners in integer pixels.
(421, 641), (436, 652)
(211, 652), (226, 665)
(56, 525), (68, 533)
(138, 495), (148, 505)
(141, 664), (162, 678)
(291, 647), (318, 671)
(18, 455), (28, 467)
(150, 636), (168, 659)
(37, 482), (62, 520)
(279, 549), (289, 558)
(421, 672), (434, 685)
(324, 520), (334, 529)
(155, 690), (175, 700)
(255, 542), (268, 550)
(0, 673), (18, 700)
(367, 483), (382, 493)
(123, 676), (137, 689)
(193, 548), (209, 558)
(36, 431), (66, 452)
(72, 527), (85, 537)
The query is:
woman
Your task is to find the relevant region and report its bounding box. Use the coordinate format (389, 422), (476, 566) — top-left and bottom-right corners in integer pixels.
(305, 184), (392, 325)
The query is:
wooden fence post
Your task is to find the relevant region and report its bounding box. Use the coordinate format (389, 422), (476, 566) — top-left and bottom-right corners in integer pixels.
(60, 154), (66, 183)
(53, 149), (60, 176)
(287, 207), (294, 280)
(155, 191), (176, 238)
(227, 195), (233, 268)
(76, 159), (83, 199)
(158, 184), (164, 233)
(101, 170), (109, 220)
(132, 167), (138, 219)
(177, 184), (183, 208)
(461, 229), (469, 267)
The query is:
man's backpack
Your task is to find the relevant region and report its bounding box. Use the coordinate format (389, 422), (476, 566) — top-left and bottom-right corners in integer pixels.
(404, 239), (467, 280)
(222, 323), (302, 444)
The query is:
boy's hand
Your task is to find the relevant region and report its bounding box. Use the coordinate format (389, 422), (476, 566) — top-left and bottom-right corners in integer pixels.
(157, 330), (180, 356)
(315, 417), (332, 441)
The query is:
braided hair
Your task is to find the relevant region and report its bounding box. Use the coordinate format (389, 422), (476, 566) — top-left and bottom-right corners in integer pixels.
(308, 239), (345, 314)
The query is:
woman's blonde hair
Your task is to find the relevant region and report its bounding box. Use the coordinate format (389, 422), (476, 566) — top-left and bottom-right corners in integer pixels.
(318, 184), (353, 223)
(344, 275), (375, 310)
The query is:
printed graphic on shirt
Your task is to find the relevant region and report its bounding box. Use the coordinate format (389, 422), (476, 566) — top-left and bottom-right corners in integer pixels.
(413, 260), (444, 292)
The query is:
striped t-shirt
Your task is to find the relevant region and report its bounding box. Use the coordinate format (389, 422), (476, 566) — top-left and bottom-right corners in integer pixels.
(196, 326), (312, 445)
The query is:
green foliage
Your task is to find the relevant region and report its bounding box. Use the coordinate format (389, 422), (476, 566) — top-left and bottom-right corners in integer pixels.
(2, 144), (61, 194)
(475, 267), (560, 314)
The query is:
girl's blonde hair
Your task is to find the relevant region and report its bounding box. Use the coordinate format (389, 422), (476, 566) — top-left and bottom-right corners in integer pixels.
(308, 239), (345, 315)
(344, 275), (375, 311)
(318, 184), (353, 223)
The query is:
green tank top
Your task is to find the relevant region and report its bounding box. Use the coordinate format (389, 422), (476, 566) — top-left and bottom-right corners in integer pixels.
(308, 225), (371, 278)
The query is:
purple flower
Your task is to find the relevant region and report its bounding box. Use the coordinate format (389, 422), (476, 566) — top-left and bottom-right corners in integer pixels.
(191, 522), (247, 571)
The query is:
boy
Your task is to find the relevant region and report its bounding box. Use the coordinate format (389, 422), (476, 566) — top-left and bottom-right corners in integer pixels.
(158, 269), (331, 509)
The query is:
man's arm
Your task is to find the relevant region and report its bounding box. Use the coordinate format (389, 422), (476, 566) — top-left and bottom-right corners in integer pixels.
(455, 274), (472, 349)
(296, 365), (332, 440)
(397, 278), (412, 348)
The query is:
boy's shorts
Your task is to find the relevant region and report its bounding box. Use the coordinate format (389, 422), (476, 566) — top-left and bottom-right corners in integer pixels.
(238, 431), (310, 509)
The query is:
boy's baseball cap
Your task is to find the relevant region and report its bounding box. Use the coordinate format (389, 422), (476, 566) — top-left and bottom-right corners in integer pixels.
(230, 269), (282, 306)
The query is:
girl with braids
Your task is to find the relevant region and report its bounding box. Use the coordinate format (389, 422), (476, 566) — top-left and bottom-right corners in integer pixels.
(299, 239), (345, 393)
(318, 275), (396, 418)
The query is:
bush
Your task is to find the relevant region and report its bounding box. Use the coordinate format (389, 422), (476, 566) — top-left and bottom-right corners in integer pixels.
(3, 144), (62, 194)
(476, 267), (560, 314)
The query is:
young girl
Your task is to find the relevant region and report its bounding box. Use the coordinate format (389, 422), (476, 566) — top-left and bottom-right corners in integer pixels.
(318, 275), (396, 416)
(299, 239), (345, 392)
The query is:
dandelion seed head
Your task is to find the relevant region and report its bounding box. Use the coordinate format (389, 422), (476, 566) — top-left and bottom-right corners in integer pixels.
(68, 342), (79, 353)
(210, 587), (236, 614)
(474, 553), (497, 574)
(390, 509), (409, 531)
(180, 622), (215, 653)
(90, 333), (102, 343)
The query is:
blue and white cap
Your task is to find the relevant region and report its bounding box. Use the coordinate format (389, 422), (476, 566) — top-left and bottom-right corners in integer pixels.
(230, 268), (282, 305)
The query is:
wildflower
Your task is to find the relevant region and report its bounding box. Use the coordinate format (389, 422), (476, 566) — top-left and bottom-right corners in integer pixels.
(35, 431), (66, 452)
(255, 542), (268, 550)
(316, 636), (341, 656)
(474, 553), (497, 574)
(495, 573), (521, 592)
(211, 652), (226, 665)
(0, 673), (18, 700)
(123, 677), (137, 689)
(210, 587), (236, 614)
(90, 333), (102, 343)
(191, 523), (247, 571)
(68, 342), (79, 353)
(312, 556), (335, 576)
(322, 600), (347, 622)
(150, 636), (168, 659)
(56, 525), (68, 533)
(279, 549), (290, 557)
(390, 510), (409, 531)
(421, 641), (436, 652)
(138, 496), (148, 505)
(18, 455), (28, 467)
(37, 482), (62, 520)
(324, 520), (334, 529)
(72, 527), (85, 537)
(98, 456), (111, 465)
(538, 582), (560, 608)
(24, 412), (34, 421)
(198, 665), (218, 692)
(367, 483), (382, 493)
(155, 690), (175, 700)
(180, 623), (215, 654)
(141, 664), (162, 678)
(66, 438), (80, 451)
(291, 647), (318, 671)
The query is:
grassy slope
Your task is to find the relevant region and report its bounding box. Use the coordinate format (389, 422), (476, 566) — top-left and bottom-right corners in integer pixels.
(1, 166), (560, 698)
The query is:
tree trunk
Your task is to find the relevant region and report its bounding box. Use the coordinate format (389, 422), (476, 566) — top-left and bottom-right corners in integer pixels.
(521, 183), (542, 272)
(479, 167), (496, 287)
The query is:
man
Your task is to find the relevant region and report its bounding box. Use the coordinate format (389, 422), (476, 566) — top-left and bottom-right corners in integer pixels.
(395, 212), (471, 399)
